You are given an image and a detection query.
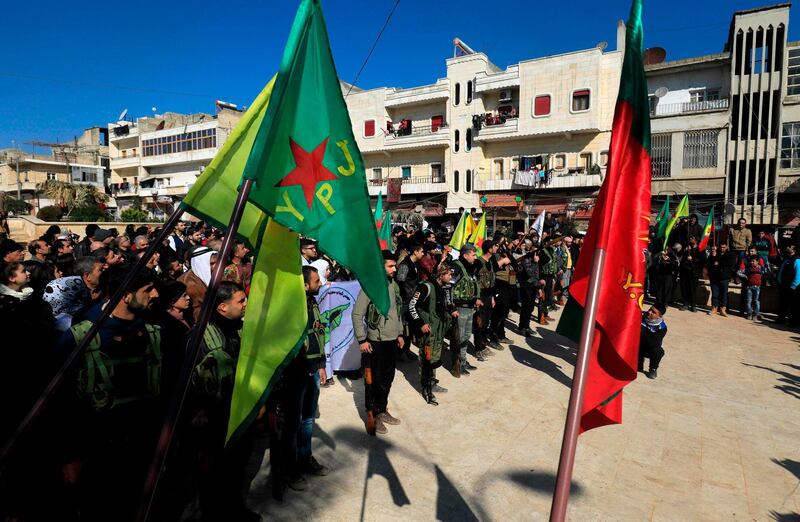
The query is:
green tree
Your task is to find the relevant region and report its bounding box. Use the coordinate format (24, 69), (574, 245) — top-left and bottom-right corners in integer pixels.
(120, 206), (151, 222)
(71, 205), (106, 222)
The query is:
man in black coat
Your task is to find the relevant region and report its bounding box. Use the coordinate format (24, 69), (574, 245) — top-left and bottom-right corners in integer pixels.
(639, 302), (668, 379)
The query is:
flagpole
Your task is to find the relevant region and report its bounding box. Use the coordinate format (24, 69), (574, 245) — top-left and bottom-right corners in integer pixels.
(136, 179), (254, 522)
(0, 206), (185, 464)
(550, 247), (607, 522)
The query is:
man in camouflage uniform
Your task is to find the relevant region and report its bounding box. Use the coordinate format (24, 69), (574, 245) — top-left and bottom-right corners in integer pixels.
(474, 240), (499, 358)
(449, 244), (483, 374)
(409, 264), (457, 405)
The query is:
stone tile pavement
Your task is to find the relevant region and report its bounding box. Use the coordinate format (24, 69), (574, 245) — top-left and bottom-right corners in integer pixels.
(246, 306), (800, 521)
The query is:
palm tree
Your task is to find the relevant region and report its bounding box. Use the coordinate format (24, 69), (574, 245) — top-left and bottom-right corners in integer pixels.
(36, 180), (108, 217)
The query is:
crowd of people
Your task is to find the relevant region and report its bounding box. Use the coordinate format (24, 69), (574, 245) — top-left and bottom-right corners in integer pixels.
(0, 210), (797, 520)
(646, 215), (800, 323)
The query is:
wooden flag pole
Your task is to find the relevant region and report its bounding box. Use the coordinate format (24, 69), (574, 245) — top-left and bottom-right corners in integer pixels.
(136, 179), (254, 522)
(0, 206), (185, 464)
(549, 247), (607, 522)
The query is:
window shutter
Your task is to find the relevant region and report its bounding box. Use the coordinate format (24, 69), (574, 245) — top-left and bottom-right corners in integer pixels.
(431, 115), (443, 132)
(364, 120), (375, 137)
(534, 95), (551, 116)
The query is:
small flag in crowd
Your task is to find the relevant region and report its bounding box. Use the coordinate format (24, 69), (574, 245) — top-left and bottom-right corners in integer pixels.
(469, 213), (487, 255)
(654, 194), (671, 241)
(698, 207), (715, 250)
(663, 194), (689, 249)
(449, 210), (475, 250)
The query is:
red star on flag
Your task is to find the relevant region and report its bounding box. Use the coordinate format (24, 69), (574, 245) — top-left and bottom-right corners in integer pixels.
(277, 137), (338, 209)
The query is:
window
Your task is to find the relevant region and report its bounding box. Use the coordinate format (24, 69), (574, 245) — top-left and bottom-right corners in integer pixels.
(579, 153), (592, 172)
(465, 169), (472, 193)
(651, 133), (672, 178)
(454, 129), (460, 152)
(683, 130), (719, 168)
(431, 163), (443, 182)
(554, 154), (566, 170)
(648, 95), (658, 116)
(571, 89), (591, 112)
(534, 95), (551, 117)
(466, 81), (473, 104)
(81, 171), (98, 183)
(465, 128), (472, 152)
(454, 83), (461, 105)
(780, 122), (800, 168)
(372, 168), (382, 181)
(493, 159), (505, 178)
(401, 166), (412, 179)
(599, 151), (609, 167)
(453, 170), (460, 192)
(364, 120), (375, 137)
(689, 89), (720, 103)
(47, 172), (57, 181)
(788, 48), (800, 96)
(431, 115), (444, 132)
(142, 128), (217, 157)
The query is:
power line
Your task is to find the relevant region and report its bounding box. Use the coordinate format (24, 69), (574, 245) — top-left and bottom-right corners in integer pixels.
(345, 0), (401, 98)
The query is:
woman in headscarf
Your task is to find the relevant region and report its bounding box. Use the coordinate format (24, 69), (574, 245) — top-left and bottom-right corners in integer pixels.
(178, 246), (217, 322)
(153, 280), (193, 401)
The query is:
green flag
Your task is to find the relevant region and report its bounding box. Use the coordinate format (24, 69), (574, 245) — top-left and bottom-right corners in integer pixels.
(242, 0), (389, 314)
(179, 78), (308, 444)
(663, 194), (689, 249)
(654, 195), (670, 240)
(449, 211), (474, 250)
(180, 77), (276, 247)
(374, 191), (384, 222)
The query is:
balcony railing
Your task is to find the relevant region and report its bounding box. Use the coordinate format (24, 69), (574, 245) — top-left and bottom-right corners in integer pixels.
(651, 98), (729, 117)
(369, 175), (446, 186)
(386, 123), (448, 138)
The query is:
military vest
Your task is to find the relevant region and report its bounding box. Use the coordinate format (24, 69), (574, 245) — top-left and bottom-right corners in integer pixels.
(452, 260), (479, 302)
(305, 301), (325, 359)
(367, 280), (403, 329)
(476, 257), (496, 290)
(192, 323), (237, 402)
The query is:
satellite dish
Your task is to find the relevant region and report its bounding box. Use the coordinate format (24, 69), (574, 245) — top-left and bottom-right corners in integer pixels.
(643, 47), (667, 65)
(723, 203), (736, 218)
(117, 108), (128, 121)
(151, 106), (158, 114)
(655, 87), (669, 98)
(596, 41), (608, 51)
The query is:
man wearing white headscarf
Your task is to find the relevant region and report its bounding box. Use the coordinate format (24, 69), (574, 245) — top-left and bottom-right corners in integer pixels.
(178, 246), (217, 321)
(310, 258), (331, 285)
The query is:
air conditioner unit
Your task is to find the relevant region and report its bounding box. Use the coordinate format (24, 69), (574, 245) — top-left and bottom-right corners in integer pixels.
(499, 89), (513, 102)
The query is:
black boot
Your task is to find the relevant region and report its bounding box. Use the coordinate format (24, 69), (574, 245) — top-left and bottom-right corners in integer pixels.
(426, 384), (438, 405)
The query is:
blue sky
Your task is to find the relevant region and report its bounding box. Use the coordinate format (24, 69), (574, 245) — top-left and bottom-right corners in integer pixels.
(2, 0), (799, 151)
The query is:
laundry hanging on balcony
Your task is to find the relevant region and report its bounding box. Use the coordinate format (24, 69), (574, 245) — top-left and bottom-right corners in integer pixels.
(513, 155), (551, 188)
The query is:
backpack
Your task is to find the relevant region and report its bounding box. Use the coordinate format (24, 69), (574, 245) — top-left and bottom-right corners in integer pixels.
(72, 320), (161, 411)
(191, 323), (236, 402)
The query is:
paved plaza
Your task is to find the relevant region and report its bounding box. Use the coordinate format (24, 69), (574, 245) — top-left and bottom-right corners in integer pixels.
(245, 306), (800, 521)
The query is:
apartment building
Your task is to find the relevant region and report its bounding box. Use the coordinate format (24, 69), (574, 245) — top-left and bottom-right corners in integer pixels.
(0, 127), (109, 213)
(646, 3), (800, 226)
(346, 29), (625, 224)
(108, 104), (243, 217)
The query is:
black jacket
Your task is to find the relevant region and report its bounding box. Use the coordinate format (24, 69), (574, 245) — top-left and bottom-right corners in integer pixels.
(706, 251), (737, 282)
(396, 256), (420, 305)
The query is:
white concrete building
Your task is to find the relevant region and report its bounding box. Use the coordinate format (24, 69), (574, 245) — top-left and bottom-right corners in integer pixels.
(108, 106), (243, 217)
(646, 3), (800, 226)
(345, 30), (625, 223)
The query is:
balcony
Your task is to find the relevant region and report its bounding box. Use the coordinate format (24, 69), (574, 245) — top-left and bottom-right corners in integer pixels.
(474, 171), (602, 191)
(110, 151), (140, 168)
(651, 98), (729, 117)
(383, 124), (450, 150)
(384, 80), (449, 108)
(111, 184), (139, 197)
(367, 174), (447, 196)
(473, 118), (519, 141)
(474, 65), (520, 93)
(109, 124), (139, 141)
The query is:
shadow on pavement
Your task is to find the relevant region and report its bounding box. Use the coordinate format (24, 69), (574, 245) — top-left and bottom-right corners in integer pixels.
(742, 362), (800, 400)
(336, 373), (368, 424)
(435, 465), (479, 522)
(506, 468), (583, 496)
(769, 510), (800, 521)
(509, 344), (572, 388)
(772, 457), (800, 480)
(526, 327), (577, 366)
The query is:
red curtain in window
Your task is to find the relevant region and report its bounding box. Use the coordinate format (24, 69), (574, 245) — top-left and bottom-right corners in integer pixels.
(574, 90), (590, 97)
(534, 95), (551, 116)
(364, 120), (375, 137)
(431, 115), (443, 132)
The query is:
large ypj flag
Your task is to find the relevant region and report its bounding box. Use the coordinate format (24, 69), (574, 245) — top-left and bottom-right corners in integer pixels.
(242, 0), (389, 315)
(654, 194), (671, 242)
(180, 79), (308, 444)
(698, 207), (715, 250)
(556, 0), (652, 433)
(469, 213), (487, 255)
(663, 194), (689, 249)
(449, 211), (475, 250)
